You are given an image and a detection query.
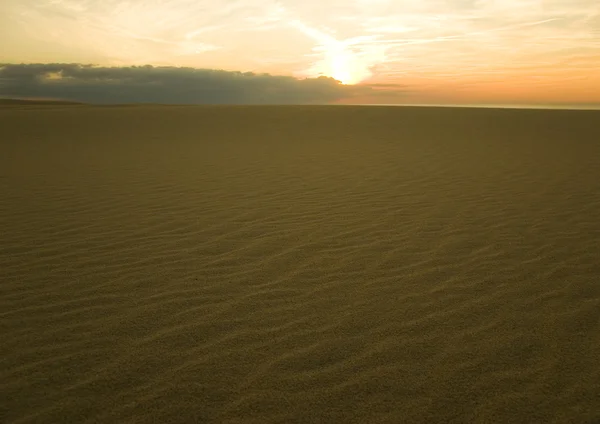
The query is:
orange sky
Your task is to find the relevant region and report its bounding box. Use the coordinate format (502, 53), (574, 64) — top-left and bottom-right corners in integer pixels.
(1, 0), (599, 106)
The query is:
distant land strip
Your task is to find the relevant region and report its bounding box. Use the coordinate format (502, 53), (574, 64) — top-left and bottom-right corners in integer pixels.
(0, 98), (85, 106)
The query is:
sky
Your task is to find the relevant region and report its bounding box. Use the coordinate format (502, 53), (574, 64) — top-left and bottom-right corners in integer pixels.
(1, 0), (599, 106)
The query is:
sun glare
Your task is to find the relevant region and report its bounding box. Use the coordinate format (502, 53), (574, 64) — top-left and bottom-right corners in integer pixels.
(328, 47), (368, 85)
(290, 19), (375, 85)
(330, 50), (357, 85)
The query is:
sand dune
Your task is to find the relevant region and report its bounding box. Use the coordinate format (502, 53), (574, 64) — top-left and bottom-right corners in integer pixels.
(1, 105), (599, 423)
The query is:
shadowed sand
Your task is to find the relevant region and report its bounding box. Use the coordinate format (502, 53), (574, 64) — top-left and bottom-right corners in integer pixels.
(1, 105), (600, 423)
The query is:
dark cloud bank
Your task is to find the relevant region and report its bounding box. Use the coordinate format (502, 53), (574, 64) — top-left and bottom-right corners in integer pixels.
(0, 63), (398, 105)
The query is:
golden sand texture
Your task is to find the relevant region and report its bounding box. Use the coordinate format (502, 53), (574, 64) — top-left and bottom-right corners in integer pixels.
(1, 105), (600, 423)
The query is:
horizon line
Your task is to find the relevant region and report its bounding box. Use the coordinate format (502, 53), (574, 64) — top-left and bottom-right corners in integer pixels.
(1, 97), (599, 111)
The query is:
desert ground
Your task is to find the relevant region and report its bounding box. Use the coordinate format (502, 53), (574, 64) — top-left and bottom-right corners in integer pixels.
(1, 105), (599, 423)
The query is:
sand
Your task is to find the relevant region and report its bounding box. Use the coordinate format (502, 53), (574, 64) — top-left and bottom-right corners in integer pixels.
(1, 105), (599, 423)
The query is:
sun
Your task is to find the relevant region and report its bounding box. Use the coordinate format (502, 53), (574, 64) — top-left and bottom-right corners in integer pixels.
(326, 44), (376, 85)
(329, 49), (362, 85)
(290, 19), (377, 85)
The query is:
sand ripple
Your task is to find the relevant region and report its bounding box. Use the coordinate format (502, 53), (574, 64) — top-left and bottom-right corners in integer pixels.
(1, 106), (600, 423)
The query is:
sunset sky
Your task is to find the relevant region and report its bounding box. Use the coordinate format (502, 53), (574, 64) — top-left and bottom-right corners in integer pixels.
(1, 0), (599, 106)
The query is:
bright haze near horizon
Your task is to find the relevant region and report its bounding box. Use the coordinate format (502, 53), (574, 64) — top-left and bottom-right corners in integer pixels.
(1, 0), (599, 106)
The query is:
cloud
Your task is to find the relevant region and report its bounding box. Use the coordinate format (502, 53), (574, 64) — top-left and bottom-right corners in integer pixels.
(0, 63), (390, 104)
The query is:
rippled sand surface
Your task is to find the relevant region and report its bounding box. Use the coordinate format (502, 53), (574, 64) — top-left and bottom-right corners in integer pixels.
(2, 105), (600, 423)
